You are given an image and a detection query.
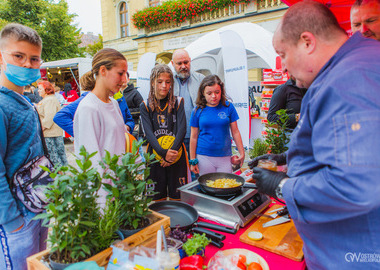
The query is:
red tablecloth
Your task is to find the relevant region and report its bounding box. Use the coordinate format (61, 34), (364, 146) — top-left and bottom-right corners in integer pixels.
(201, 208), (306, 270)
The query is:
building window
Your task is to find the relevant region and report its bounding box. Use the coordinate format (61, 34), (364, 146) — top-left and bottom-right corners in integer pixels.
(120, 2), (128, 37)
(149, 0), (160, 7)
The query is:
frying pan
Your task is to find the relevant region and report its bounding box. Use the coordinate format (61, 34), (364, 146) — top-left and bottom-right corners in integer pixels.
(149, 201), (198, 230)
(198, 172), (257, 196)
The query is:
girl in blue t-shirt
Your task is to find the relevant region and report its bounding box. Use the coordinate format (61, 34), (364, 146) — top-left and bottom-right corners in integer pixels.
(189, 75), (245, 175)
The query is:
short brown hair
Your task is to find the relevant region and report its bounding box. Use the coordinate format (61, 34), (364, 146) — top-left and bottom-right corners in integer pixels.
(280, 0), (346, 45)
(0, 23), (42, 50)
(38, 81), (55, 95)
(352, 0), (380, 7)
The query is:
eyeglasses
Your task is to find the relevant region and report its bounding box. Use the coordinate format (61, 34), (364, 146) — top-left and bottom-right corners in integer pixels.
(1, 51), (44, 68)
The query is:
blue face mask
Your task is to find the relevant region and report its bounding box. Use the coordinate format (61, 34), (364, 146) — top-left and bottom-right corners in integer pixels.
(2, 59), (41, 87)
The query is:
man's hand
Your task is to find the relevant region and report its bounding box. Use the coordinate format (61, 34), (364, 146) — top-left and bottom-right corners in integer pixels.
(252, 167), (288, 198)
(248, 153), (287, 169)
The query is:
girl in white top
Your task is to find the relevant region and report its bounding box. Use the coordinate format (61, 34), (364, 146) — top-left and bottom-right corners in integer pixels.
(74, 48), (128, 206)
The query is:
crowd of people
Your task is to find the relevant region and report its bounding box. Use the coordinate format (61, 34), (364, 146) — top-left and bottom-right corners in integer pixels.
(1, 0), (380, 268)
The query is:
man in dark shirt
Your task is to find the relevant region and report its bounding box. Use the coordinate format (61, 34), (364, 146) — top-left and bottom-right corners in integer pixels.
(267, 78), (307, 129)
(23, 84), (40, 103)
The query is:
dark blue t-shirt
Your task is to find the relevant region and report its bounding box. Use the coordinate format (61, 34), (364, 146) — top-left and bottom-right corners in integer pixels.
(190, 101), (239, 157)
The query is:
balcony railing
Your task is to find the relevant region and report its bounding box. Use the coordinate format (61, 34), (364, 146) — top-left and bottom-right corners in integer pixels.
(141, 1), (286, 35)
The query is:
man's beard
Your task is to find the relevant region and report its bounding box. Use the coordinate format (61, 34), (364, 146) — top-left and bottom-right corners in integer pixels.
(177, 70), (190, 80)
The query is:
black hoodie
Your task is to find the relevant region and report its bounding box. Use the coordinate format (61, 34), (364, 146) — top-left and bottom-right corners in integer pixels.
(122, 83), (144, 120)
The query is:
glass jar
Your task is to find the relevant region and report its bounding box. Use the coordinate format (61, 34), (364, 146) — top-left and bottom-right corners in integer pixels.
(257, 159), (277, 171)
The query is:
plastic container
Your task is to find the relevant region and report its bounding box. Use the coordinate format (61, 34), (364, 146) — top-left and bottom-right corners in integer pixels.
(158, 248), (180, 270)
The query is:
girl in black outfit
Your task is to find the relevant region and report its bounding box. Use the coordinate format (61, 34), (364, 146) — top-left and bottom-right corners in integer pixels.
(139, 64), (188, 200)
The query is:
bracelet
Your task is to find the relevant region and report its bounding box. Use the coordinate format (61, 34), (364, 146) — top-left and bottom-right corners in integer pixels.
(189, 158), (199, 166)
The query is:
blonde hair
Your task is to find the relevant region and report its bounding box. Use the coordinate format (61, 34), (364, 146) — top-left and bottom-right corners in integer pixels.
(148, 64), (175, 113)
(81, 48), (126, 90)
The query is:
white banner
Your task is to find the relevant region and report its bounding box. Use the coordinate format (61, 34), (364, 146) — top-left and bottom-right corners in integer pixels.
(220, 30), (250, 148)
(137, 52), (156, 101)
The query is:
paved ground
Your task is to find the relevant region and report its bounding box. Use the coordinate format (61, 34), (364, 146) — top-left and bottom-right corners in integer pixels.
(64, 139), (76, 167)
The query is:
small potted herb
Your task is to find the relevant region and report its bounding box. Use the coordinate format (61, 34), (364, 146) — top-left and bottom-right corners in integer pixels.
(265, 109), (290, 154)
(101, 139), (157, 237)
(182, 233), (211, 257)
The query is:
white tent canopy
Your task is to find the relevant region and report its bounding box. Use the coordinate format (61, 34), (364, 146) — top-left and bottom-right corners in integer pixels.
(185, 22), (277, 79)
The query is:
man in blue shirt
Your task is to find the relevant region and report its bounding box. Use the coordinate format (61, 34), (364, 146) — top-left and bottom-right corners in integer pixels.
(251, 1), (380, 269)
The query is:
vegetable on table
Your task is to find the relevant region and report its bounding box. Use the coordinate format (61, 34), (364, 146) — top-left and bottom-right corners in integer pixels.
(237, 254), (247, 270)
(247, 262), (263, 270)
(182, 233), (211, 256)
(179, 255), (204, 270)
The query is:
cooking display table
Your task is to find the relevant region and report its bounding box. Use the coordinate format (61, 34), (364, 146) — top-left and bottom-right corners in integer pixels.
(201, 202), (306, 270)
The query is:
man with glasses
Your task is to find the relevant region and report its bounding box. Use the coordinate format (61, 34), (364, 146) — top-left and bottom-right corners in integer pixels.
(0, 23), (47, 270)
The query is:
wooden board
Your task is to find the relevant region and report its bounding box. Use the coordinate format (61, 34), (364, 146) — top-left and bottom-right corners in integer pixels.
(27, 210), (170, 270)
(239, 205), (304, 262)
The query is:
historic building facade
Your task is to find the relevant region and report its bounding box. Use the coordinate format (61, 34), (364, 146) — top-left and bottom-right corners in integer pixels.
(100, 0), (287, 79)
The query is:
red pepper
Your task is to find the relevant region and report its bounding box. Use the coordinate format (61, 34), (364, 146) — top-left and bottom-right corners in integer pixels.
(179, 255), (204, 270)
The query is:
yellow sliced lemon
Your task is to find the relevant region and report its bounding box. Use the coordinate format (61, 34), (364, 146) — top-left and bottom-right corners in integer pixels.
(248, 231), (263, 241)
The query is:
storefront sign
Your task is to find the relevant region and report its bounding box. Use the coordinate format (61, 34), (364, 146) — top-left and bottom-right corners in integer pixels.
(163, 34), (204, 50)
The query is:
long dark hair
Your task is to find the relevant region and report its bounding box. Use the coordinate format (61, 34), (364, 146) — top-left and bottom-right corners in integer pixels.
(148, 64), (175, 113)
(195, 75), (229, 112)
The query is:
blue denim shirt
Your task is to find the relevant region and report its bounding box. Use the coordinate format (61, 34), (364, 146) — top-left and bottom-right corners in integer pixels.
(0, 87), (44, 232)
(283, 33), (380, 269)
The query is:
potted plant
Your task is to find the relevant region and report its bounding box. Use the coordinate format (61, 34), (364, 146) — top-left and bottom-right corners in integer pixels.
(250, 138), (269, 159)
(35, 146), (123, 269)
(101, 139), (157, 237)
(265, 109), (290, 154)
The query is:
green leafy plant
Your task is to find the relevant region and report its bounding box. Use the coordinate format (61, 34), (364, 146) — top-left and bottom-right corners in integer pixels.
(265, 109), (290, 154)
(132, 0), (252, 29)
(182, 233), (211, 256)
(93, 199), (122, 251)
(35, 146), (102, 264)
(101, 139), (157, 230)
(250, 138), (269, 159)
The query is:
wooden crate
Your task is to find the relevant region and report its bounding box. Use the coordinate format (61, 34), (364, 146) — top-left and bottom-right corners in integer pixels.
(27, 210), (170, 270)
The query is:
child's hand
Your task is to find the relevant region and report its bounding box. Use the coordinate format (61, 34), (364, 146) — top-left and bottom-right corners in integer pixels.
(165, 149), (179, 163)
(231, 154), (245, 166)
(190, 164), (199, 174)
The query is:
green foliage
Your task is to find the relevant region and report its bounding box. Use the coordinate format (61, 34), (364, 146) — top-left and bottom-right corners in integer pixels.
(93, 199), (122, 251)
(101, 139), (158, 230)
(35, 146), (102, 264)
(265, 109), (290, 154)
(0, 0), (84, 61)
(182, 233), (211, 256)
(132, 0), (252, 29)
(85, 34), (103, 57)
(250, 138), (269, 159)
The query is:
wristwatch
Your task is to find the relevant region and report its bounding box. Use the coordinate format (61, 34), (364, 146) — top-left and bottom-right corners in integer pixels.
(275, 178), (289, 199)
(189, 158), (199, 166)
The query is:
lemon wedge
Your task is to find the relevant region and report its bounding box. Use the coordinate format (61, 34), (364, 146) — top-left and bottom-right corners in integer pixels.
(248, 231), (263, 241)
